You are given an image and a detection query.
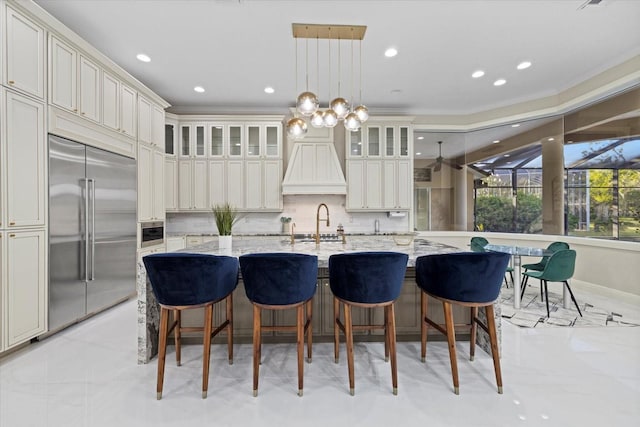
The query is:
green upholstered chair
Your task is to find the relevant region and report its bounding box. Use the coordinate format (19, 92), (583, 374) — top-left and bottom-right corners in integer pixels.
(521, 241), (570, 299)
(415, 252), (511, 394)
(470, 237), (514, 287)
(522, 249), (581, 318)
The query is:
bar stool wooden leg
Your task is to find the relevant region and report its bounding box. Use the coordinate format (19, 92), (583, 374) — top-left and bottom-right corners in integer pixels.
(297, 304), (304, 396)
(174, 309), (181, 366)
(387, 304), (398, 395)
(420, 291), (428, 363)
(227, 293), (234, 365)
(344, 303), (355, 396)
(157, 307), (170, 400)
(202, 304), (214, 399)
(485, 304), (503, 394)
(469, 306), (478, 361)
(384, 306), (390, 362)
(442, 301), (460, 395)
(306, 300), (313, 363)
(333, 297), (340, 363)
(252, 305), (261, 397)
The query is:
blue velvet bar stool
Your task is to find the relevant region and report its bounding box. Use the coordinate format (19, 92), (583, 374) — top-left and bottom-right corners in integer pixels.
(329, 251), (408, 396)
(415, 252), (510, 394)
(239, 253), (318, 397)
(142, 253), (239, 400)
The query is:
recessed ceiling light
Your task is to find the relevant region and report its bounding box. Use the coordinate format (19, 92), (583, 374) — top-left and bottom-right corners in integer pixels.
(136, 53), (151, 63)
(472, 70), (485, 78)
(492, 140), (500, 144)
(384, 48), (398, 58)
(511, 123), (521, 127)
(416, 152), (422, 156)
(548, 137), (555, 141)
(264, 86), (275, 94)
(517, 61), (532, 70)
(417, 136), (424, 140)
(390, 89), (402, 94)
(493, 79), (507, 86)
(194, 86), (205, 93)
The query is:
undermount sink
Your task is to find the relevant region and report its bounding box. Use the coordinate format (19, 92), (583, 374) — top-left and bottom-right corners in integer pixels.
(287, 233), (345, 243)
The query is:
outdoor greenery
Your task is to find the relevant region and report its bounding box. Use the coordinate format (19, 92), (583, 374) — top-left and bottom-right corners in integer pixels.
(475, 191), (542, 233)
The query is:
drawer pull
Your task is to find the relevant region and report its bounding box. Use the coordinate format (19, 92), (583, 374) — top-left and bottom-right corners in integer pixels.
(8, 80), (15, 84)
(9, 234), (16, 238)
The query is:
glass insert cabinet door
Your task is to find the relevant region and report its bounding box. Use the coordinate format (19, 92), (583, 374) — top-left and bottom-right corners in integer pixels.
(195, 125), (205, 156)
(368, 127), (380, 156)
(350, 128), (362, 156)
(246, 125), (261, 157)
(228, 125), (242, 157)
(165, 123), (175, 155)
(385, 127), (395, 156)
(180, 125), (190, 157)
(210, 125), (223, 156)
(265, 125), (279, 157)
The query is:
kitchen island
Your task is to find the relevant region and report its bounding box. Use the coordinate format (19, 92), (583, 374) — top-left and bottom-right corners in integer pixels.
(137, 236), (500, 363)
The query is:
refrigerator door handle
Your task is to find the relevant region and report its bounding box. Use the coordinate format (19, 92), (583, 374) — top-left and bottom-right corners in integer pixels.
(90, 178), (96, 281)
(84, 178), (90, 282)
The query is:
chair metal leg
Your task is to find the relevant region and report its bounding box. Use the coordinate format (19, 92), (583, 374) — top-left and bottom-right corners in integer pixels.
(420, 291), (428, 363)
(520, 276), (528, 300)
(386, 304), (398, 395)
(485, 304), (503, 394)
(543, 280), (550, 318)
(469, 307), (478, 361)
(344, 303), (355, 396)
(202, 304), (214, 399)
(564, 281), (583, 316)
(156, 307), (170, 400)
(297, 305), (304, 396)
(252, 305), (261, 397)
(442, 301), (459, 395)
(508, 270), (514, 286)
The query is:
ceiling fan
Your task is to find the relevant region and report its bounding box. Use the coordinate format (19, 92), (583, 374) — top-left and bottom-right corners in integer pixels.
(426, 140), (462, 172)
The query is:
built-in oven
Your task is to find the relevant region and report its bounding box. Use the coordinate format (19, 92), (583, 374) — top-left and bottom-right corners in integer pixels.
(140, 221), (164, 248)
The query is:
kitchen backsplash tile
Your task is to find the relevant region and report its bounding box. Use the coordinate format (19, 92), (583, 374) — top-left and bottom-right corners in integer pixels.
(166, 195), (410, 235)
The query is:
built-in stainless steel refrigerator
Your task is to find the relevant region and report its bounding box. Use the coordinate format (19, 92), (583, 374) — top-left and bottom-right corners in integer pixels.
(48, 134), (137, 331)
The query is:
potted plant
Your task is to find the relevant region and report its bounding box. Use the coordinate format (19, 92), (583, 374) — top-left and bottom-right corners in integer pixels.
(212, 203), (239, 249)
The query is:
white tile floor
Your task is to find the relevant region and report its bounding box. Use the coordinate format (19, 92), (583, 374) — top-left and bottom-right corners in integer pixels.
(1, 285), (639, 427)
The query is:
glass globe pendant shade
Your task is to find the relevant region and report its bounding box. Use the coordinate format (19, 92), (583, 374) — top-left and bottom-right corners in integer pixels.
(354, 105), (369, 123)
(323, 109), (338, 128)
(296, 91), (319, 117)
(286, 117), (308, 139)
(330, 97), (350, 119)
(344, 112), (362, 131)
(310, 111), (325, 128)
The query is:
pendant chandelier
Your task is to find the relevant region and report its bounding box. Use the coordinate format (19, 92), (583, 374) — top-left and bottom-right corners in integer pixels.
(286, 23), (368, 139)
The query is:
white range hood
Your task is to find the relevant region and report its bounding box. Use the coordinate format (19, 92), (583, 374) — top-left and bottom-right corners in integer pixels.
(282, 130), (347, 195)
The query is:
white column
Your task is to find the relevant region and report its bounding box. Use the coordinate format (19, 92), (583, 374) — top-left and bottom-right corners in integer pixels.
(453, 165), (467, 231)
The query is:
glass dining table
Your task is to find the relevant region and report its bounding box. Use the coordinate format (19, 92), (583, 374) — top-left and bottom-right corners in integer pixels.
(484, 244), (556, 309)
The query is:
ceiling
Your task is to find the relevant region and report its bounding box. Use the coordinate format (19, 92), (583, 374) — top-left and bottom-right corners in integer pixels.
(34, 0), (640, 159)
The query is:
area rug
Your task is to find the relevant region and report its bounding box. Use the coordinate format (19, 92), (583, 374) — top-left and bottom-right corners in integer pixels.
(500, 283), (640, 328)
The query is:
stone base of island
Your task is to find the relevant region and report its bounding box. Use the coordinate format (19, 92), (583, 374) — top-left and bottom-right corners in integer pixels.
(137, 236), (502, 364)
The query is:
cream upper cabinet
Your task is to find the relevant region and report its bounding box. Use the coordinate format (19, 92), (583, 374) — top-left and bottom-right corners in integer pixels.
(152, 105), (165, 147)
(152, 148), (165, 220)
(3, 229), (47, 349)
(177, 159), (207, 210)
(226, 160), (245, 209)
(208, 160), (226, 206)
(120, 83), (137, 138)
(79, 55), (100, 123)
(164, 157), (178, 211)
(49, 35), (77, 112)
(4, 6), (45, 100)
(346, 121), (412, 211)
(165, 122), (177, 156)
(2, 89), (46, 228)
(101, 71), (120, 131)
(137, 96), (152, 145)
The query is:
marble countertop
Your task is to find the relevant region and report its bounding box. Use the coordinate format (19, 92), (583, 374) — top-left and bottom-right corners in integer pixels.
(178, 237), (462, 268)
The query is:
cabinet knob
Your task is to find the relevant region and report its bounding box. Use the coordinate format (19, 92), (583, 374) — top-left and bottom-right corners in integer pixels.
(9, 234), (16, 238)
(81, 112), (85, 115)
(74, 109), (78, 112)
(9, 221), (16, 226)
(8, 80), (15, 84)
